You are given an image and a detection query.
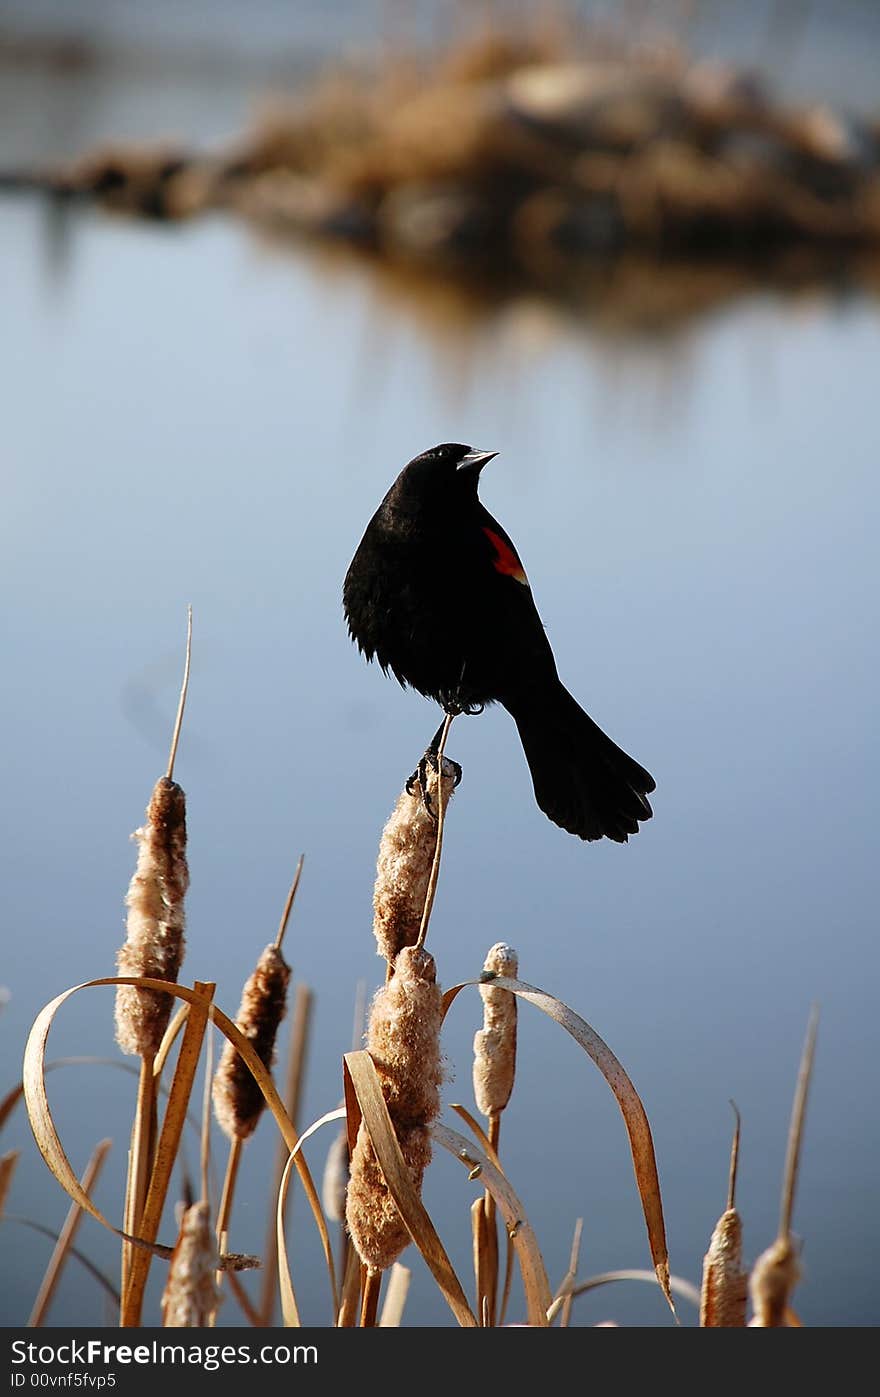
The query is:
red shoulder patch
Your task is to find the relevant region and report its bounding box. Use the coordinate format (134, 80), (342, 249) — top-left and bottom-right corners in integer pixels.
(482, 527), (529, 586)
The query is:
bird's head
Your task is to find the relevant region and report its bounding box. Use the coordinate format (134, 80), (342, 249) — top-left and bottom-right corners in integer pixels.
(392, 442), (498, 508)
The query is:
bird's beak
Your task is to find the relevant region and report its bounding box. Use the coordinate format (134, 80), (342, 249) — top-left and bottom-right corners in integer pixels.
(457, 448), (498, 474)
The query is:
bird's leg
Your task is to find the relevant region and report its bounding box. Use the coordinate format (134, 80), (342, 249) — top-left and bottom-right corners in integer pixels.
(406, 714), (463, 815)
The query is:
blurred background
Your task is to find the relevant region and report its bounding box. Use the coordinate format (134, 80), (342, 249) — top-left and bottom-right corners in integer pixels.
(1, 0), (878, 1328)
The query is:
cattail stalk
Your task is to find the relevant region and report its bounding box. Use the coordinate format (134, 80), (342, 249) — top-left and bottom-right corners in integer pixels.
(701, 1104), (747, 1326)
(211, 859), (301, 1317)
(346, 946), (443, 1301)
(749, 1009), (818, 1326)
(116, 611), (191, 1315)
(472, 942), (519, 1325)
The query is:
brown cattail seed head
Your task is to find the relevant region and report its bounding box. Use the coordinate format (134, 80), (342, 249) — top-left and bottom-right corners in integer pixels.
(700, 1208), (747, 1327)
(366, 945), (443, 1127)
(748, 1235), (801, 1326)
(373, 759), (457, 964)
(322, 1127), (350, 1224)
(345, 1122), (432, 1274)
(346, 946), (443, 1274)
(161, 1201), (220, 1327)
(473, 943), (519, 1118)
(115, 777), (189, 1058)
(212, 944), (291, 1141)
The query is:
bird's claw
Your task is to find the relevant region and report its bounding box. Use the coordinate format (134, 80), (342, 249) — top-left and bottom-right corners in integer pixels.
(406, 750), (463, 817)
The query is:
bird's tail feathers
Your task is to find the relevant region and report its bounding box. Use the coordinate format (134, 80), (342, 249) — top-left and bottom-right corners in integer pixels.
(505, 685), (655, 843)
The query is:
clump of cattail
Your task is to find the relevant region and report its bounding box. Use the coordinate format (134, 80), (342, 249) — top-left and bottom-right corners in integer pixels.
(346, 1123), (433, 1273)
(473, 943), (519, 1120)
(373, 759), (458, 965)
(472, 943), (518, 1325)
(701, 1208), (747, 1326)
(700, 1104), (747, 1327)
(749, 1009), (816, 1326)
(346, 945), (443, 1272)
(748, 1235), (801, 1326)
(213, 943), (291, 1141)
(115, 776), (189, 1058)
(161, 1201), (221, 1327)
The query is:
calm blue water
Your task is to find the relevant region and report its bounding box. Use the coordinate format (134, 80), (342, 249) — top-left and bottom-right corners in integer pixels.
(0, 9), (878, 1328)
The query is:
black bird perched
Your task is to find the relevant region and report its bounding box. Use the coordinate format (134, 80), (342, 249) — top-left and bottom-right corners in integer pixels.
(343, 443), (655, 842)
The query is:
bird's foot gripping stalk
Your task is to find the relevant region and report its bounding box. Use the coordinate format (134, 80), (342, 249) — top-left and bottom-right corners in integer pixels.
(405, 750), (463, 817)
(406, 714), (463, 817)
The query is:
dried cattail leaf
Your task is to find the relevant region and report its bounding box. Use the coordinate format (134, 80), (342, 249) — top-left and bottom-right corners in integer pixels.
(161, 1201), (221, 1327)
(700, 1207), (747, 1327)
(115, 777), (189, 1057)
(322, 1127), (350, 1223)
(373, 760), (457, 964)
(473, 943), (519, 1118)
(366, 945), (443, 1127)
(345, 1120), (432, 1273)
(748, 1235), (801, 1327)
(212, 944), (291, 1141)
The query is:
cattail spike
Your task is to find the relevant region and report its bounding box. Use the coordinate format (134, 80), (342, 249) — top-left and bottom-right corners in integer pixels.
(749, 1236), (801, 1327)
(701, 1105), (747, 1326)
(213, 944), (291, 1141)
(345, 945), (443, 1273)
(473, 943), (519, 1118)
(115, 777), (189, 1058)
(373, 760), (458, 966)
(161, 1201), (221, 1327)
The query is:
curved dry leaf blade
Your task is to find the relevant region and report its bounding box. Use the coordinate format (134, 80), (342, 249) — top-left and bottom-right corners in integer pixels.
(276, 1107), (346, 1328)
(449, 1103), (498, 1162)
(443, 976), (673, 1314)
(22, 976), (338, 1316)
(556, 1267), (701, 1316)
(343, 1051), (477, 1328)
(123, 981), (215, 1324)
(153, 1005), (190, 1084)
(433, 1120), (552, 1327)
(210, 998), (338, 1320)
(276, 1149), (302, 1328)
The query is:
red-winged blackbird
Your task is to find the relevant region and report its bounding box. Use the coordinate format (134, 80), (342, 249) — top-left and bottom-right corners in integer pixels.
(343, 443), (655, 842)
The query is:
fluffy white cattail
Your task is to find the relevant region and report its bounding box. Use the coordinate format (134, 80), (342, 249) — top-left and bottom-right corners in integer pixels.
(346, 946), (443, 1272)
(373, 760), (457, 964)
(161, 1202), (220, 1327)
(473, 943), (519, 1118)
